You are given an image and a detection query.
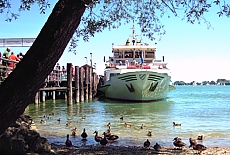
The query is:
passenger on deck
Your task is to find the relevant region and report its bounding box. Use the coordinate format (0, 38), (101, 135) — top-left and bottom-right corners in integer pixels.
(125, 60), (129, 66)
(62, 66), (66, 73)
(132, 58), (137, 65)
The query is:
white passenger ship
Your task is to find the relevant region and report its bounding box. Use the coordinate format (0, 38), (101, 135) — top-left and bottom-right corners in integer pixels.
(99, 25), (175, 102)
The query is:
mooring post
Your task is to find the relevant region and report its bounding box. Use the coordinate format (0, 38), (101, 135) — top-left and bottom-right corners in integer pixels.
(92, 73), (97, 97)
(75, 66), (80, 103)
(52, 91), (55, 100)
(89, 66), (92, 99)
(41, 91), (45, 102)
(80, 67), (84, 102)
(35, 91), (39, 104)
(67, 63), (73, 105)
(85, 66), (89, 100)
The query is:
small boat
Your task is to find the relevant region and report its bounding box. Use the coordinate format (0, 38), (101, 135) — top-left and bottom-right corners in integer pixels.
(98, 24), (175, 102)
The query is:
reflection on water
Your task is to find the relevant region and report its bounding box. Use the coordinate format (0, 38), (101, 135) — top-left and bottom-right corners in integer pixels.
(24, 86), (230, 147)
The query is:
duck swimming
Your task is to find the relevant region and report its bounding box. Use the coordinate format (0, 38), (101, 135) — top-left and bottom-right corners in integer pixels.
(40, 119), (46, 124)
(107, 122), (111, 127)
(173, 122), (181, 126)
(120, 115), (124, 121)
(124, 122), (132, 127)
(71, 127), (77, 137)
(147, 131), (152, 137)
(65, 134), (72, 147)
(141, 124), (146, 129)
(197, 135), (204, 141)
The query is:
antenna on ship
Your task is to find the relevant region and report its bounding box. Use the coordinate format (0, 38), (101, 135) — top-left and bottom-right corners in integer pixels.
(130, 21), (138, 45)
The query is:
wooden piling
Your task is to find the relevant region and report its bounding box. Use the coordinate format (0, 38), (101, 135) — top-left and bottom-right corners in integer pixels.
(89, 66), (92, 99)
(35, 92), (39, 104)
(67, 63), (73, 105)
(31, 63), (99, 103)
(75, 66), (80, 103)
(85, 66), (89, 100)
(52, 91), (55, 100)
(41, 91), (45, 102)
(80, 67), (84, 102)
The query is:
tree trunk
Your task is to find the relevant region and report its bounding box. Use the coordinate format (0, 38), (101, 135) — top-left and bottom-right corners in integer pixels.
(0, 0), (89, 136)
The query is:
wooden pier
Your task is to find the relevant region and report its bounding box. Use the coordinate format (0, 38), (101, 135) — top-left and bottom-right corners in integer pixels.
(0, 58), (100, 105)
(35, 63), (99, 105)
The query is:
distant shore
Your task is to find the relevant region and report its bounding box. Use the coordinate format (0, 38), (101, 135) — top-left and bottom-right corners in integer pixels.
(50, 144), (230, 155)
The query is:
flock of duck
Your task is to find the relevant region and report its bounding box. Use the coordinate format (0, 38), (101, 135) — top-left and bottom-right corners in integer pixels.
(40, 113), (207, 154)
(65, 126), (119, 147)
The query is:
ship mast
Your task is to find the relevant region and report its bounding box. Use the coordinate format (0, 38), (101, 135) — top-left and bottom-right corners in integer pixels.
(130, 22), (138, 45)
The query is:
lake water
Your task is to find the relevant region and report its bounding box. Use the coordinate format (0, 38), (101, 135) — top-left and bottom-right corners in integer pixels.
(23, 85), (230, 147)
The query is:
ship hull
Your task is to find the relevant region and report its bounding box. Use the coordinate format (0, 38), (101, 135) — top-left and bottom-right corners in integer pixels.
(99, 70), (171, 102)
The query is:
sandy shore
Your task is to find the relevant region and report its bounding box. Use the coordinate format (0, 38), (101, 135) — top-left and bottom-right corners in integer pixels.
(48, 144), (230, 155)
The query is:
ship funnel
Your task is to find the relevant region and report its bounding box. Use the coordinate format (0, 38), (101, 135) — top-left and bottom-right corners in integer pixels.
(136, 39), (141, 46)
(126, 38), (130, 46)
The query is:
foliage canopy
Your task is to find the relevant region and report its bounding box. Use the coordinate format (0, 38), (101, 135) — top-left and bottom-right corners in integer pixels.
(1, 0), (230, 44)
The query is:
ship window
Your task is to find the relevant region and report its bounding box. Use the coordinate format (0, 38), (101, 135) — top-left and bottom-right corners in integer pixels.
(119, 52), (123, 58)
(110, 73), (120, 78)
(145, 50), (155, 58)
(124, 50), (133, 58)
(114, 51), (119, 58)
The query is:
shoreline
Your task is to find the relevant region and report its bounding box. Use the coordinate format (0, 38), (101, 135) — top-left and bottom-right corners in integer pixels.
(50, 144), (230, 155)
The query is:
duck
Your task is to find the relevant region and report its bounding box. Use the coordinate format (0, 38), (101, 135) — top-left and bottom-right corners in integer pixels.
(81, 128), (88, 140)
(107, 122), (111, 127)
(40, 119), (46, 124)
(147, 131), (152, 137)
(197, 135), (204, 141)
(189, 138), (197, 148)
(141, 124), (146, 129)
(71, 127), (77, 137)
(48, 112), (54, 116)
(193, 144), (207, 154)
(71, 130), (77, 137)
(144, 139), (151, 148)
(130, 107), (134, 111)
(120, 115), (124, 121)
(66, 122), (71, 127)
(173, 122), (181, 126)
(93, 131), (103, 143)
(107, 134), (119, 142)
(104, 127), (111, 138)
(100, 132), (108, 146)
(82, 115), (86, 119)
(124, 122), (132, 127)
(57, 118), (61, 122)
(65, 134), (72, 147)
(173, 137), (186, 149)
(72, 127), (77, 132)
(153, 143), (161, 151)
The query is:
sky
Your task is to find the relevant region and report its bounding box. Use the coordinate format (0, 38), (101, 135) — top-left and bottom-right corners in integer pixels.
(1, 1), (230, 83)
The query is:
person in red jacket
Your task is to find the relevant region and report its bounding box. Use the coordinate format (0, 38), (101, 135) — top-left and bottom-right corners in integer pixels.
(9, 52), (20, 69)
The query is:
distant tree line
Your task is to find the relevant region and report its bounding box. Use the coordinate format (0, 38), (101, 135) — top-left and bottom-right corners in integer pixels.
(173, 79), (230, 86)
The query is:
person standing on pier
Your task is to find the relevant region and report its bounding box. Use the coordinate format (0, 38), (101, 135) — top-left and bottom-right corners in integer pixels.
(2, 47), (10, 66)
(9, 52), (20, 69)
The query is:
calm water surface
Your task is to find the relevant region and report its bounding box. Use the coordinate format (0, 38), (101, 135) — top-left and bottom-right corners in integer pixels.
(24, 86), (230, 147)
